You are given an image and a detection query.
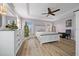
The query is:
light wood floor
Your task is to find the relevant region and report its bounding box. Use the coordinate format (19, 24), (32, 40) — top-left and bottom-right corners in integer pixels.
(17, 37), (75, 56)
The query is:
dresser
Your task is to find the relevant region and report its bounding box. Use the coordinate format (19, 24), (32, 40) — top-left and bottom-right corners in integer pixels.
(0, 29), (24, 56)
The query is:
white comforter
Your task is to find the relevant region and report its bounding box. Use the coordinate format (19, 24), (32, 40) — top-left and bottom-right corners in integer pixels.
(36, 32), (60, 44)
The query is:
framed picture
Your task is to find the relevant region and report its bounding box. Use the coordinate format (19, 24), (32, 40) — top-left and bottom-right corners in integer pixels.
(66, 19), (72, 27)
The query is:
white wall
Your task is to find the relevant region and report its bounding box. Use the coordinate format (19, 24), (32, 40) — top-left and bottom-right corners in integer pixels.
(54, 19), (66, 32)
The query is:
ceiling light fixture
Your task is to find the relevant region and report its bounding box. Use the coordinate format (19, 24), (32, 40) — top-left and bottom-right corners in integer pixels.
(0, 4), (7, 15)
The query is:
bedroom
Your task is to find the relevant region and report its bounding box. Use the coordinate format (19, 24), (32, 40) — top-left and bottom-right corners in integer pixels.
(0, 3), (79, 56)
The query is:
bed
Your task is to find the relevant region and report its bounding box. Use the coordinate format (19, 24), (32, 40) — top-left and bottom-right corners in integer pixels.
(36, 32), (60, 44)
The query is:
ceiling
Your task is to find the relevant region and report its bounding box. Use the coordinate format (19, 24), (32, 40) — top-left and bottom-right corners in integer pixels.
(12, 3), (79, 21)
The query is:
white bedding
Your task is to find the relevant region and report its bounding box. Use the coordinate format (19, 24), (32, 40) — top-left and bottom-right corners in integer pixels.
(36, 32), (60, 44)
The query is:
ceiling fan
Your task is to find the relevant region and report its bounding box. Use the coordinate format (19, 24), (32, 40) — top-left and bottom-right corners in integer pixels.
(42, 8), (60, 17)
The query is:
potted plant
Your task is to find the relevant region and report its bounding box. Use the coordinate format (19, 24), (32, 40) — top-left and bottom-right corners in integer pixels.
(24, 23), (29, 37)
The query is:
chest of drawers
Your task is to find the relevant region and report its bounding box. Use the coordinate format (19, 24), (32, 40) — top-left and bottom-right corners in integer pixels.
(0, 30), (24, 56)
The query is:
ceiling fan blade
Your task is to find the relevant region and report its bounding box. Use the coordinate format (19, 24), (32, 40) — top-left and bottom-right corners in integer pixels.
(48, 8), (51, 12)
(51, 9), (60, 13)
